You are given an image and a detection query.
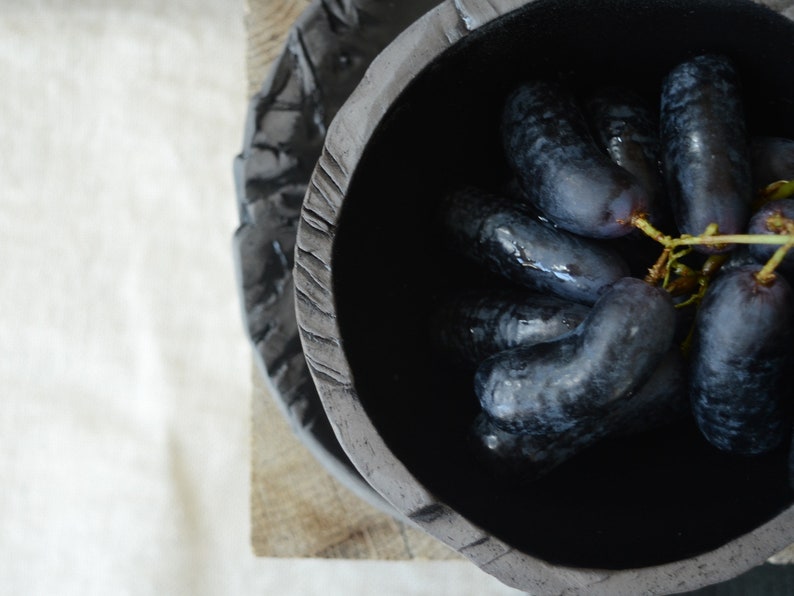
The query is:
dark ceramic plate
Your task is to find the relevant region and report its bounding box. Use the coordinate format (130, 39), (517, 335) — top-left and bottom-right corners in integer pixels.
(232, 0), (442, 513)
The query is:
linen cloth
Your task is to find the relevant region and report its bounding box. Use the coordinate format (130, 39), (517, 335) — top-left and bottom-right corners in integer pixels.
(0, 0), (524, 593)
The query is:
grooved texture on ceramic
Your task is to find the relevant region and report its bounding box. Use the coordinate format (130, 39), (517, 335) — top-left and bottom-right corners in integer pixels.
(234, 0), (443, 514)
(241, 0), (464, 557)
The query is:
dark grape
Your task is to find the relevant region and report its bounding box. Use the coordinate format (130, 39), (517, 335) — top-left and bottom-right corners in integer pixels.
(610, 349), (689, 436)
(660, 54), (752, 251)
(439, 186), (630, 305)
(689, 266), (794, 455)
(719, 244), (758, 276)
(475, 277), (675, 434)
(470, 349), (687, 483)
(584, 86), (670, 228)
(586, 87), (674, 277)
(750, 136), (794, 189)
(502, 81), (649, 238)
(747, 198), (794, 274)
(431, 290), (589, 366)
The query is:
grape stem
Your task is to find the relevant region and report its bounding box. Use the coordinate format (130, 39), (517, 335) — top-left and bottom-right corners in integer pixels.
(674, 234), (793, 246)
(756, 240), (794, 285)
(630, 214), (794, 249)
(630, 213), (794, 288)
(644, 247), (670, 285)
(763, 179), (794, 201)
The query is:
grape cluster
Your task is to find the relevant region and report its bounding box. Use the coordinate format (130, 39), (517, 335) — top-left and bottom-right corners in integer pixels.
(434, 53), (794, 484)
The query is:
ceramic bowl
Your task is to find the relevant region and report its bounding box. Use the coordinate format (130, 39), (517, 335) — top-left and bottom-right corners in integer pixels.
(294, 0), (794, 593)
(233, 0), (442, 515)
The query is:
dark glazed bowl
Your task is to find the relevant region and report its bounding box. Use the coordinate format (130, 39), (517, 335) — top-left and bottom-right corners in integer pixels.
(295, 0), (794, 593)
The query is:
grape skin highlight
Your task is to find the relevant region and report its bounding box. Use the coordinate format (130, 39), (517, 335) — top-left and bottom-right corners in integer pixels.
(439, 186), (630, 305)
(470, 349), (686, 483)
(689, 266), (794, 456)
(660, 54), (752, 251)
(431, 291), (589, 367)
(502, 81), (649, 239)
(475, 278), (675, 434)
(584, 86), (670, 228)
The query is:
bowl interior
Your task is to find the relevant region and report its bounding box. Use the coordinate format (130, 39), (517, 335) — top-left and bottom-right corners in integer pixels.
(332, 0), (794, 569)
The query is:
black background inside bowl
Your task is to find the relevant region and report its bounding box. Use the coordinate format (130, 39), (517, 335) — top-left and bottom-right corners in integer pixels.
(332, 0), (794, 569)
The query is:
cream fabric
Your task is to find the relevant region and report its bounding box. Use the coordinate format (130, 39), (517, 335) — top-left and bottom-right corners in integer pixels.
(0, 1), (522, 594)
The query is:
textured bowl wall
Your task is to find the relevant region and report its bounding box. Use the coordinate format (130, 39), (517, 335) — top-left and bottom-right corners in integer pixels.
(295, 0), (794, 593)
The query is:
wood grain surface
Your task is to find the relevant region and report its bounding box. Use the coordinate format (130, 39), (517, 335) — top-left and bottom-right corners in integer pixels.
(245, 0), (311, 98)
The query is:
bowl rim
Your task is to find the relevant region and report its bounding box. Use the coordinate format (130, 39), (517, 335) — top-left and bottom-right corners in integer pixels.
(233, 0), (444, 519)
(293, 0), (794, 592)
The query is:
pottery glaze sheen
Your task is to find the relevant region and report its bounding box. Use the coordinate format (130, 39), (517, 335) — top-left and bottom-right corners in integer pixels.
(294, 0), (794, 593)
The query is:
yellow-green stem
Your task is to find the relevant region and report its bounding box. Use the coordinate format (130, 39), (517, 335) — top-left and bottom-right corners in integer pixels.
(630, 215), (794, 249)
(672, 234), (794, 247)
(630, 215), (671, 245)
(767, 179), (794, 201)
(755, 241), (794, 285)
